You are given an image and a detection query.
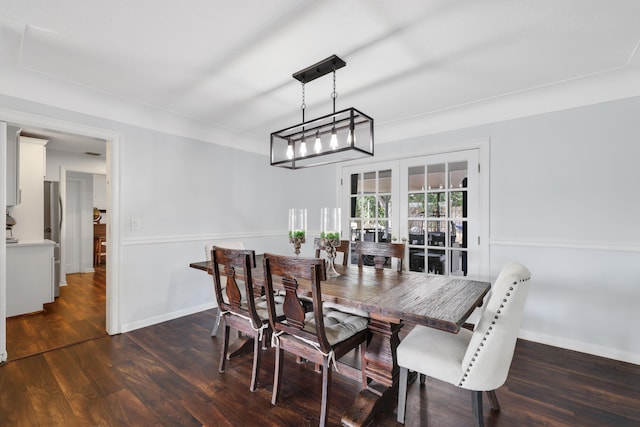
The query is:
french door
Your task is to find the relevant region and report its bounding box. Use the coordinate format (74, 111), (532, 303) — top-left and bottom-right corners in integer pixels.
(341, 149), (483, 277)
(399, 150), (479, 276)
(342, 161), (400, 269)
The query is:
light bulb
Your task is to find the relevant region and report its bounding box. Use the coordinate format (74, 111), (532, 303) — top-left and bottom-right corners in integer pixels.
(347, 129), (355, 146)
(286, 143), (294, 159)
(314, 131), (322, 154)
(299, 138), (307, 157)
(329, 127), (338, 150)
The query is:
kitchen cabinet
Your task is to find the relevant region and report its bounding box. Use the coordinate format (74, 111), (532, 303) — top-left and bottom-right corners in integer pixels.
(6, 125), (21, 206)
(6, 240), (56, 317)
(11, 136), (48, 241)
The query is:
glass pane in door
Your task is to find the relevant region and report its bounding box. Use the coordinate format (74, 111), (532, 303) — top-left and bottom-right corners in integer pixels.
(427, 164), (445, 190)
(403, 154), (475, 276)
(427, 192), (446, 217)
(362, 172), (376, 194)
(408, 166), (425, 192)
(428, 249), (446, 275)
(379, 169), (392, 193)
(450, 249), (465, 276)
(449, 161), (468, 189)
(357, 195), (377, 219)
(408, 193), (425, 216)
(348, 167), (395, 266)
(407, 165), (426, 272)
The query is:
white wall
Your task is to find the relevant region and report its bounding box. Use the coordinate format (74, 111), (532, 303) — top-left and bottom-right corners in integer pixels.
(0, 94), (335, 336)
(46, 150), (108, 223)
(93, 174), (108, 224)
(1, 92), (639, 365)
(93, 174), (107, 208)
(45, 149), (106, 180)
(1, 121), (7, 362)
(116, 128), (335, 330)
(65, 171), (95, 274)
(375, 96), (640, 364)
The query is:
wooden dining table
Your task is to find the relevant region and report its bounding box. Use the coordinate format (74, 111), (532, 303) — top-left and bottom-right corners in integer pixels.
(190, 256), (490, 427)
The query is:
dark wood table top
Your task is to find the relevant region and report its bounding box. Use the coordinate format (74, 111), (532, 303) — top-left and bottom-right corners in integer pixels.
(190, 257), (490, 333)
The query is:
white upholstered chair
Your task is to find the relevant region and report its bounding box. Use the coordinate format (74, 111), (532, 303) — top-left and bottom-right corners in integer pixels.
(205, 241), (245, 336)
(396, 262), (531, 427)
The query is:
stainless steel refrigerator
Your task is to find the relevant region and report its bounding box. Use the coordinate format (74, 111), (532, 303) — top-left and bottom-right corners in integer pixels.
(44, 180), (62, 297)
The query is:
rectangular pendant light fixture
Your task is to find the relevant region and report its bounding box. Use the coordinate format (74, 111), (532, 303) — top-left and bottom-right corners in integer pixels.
(270, 55), (374, 169)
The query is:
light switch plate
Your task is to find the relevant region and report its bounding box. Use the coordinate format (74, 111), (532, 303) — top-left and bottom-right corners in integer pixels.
(131, 217), (141, 230)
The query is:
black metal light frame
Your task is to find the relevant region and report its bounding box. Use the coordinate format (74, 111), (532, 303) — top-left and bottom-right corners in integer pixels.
(270, 55), (374, 170)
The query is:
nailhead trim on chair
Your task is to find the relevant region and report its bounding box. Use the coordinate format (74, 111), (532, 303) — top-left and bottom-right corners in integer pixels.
(457, 275), (530, 387)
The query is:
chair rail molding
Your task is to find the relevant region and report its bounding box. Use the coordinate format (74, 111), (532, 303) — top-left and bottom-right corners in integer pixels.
(122, 230), (283, 246)
(490, 238), (640, 253)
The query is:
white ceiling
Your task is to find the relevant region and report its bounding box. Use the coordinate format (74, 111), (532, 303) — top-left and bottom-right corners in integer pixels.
(20, 128), (107, 156)
(1, 0), (640, 155)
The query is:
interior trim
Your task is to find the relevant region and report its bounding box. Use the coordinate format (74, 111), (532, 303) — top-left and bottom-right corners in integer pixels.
(0, 106), (121, 336)
(519, 329), (640, 365)
(120, 302), (216, 334)
(121, 230), (284, 246)
(491, 239), (640, 253)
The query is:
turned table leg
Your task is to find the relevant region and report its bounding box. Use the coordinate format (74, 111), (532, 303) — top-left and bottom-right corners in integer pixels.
(342, 314), (402, 427)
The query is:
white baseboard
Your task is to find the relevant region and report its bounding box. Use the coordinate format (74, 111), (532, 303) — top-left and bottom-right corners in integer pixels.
(519, 329), (640, 365)
(120, 302), (216, 334)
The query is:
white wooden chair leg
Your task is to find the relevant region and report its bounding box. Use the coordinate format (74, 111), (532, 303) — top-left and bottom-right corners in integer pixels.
(211, 308), (221, 336)
(319, 358), (332, 427)
(272, 346), (283, 405)
(397, 366), (409, 424)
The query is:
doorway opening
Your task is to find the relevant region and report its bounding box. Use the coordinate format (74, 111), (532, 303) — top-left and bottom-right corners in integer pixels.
(1, 112), (120, 362)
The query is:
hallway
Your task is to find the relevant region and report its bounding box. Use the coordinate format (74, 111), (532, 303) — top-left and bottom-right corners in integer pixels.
(6, 265), (106, 361)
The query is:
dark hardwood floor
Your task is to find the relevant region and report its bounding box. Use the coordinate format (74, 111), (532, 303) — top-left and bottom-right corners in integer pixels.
(2, 267), (639, 426)
(6, 265), (107, 361)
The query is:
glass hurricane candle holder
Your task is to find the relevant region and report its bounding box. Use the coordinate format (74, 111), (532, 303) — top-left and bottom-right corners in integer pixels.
(320, 207), (341, 277)
(288, 208), (307, 256)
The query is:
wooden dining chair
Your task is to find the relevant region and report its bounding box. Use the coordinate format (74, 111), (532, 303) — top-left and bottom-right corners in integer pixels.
(262, 253), (369, 427)
(93, 223), (106, 265)
(313, 238), (350, 265)
(355, 240), (405, 271)
(94, 236), (106, 265)
(396, 262), (532, 427)
(211, 246), (283, 392)
(205, 241), (245, 336)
